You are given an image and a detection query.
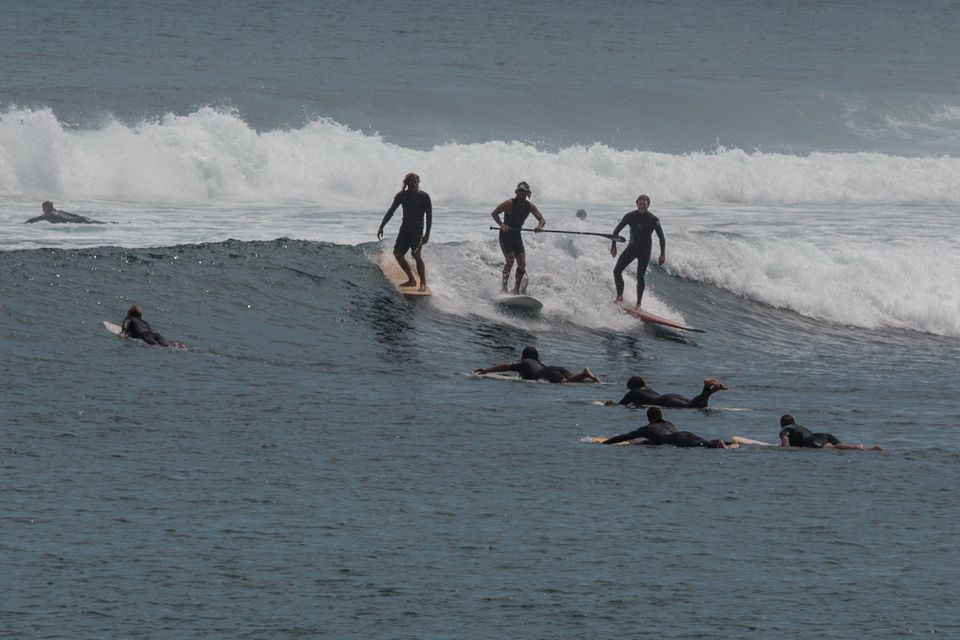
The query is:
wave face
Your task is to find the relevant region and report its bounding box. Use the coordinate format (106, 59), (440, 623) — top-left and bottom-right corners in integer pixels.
(3, 107), (960, 208)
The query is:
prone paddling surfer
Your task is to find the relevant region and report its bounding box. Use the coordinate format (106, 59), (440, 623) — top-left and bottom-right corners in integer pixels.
(491, 181), (545, 294)
(603, 407), (735, 448)
(120, 305), (187, 349)
(778, 415), (882, 451)
(608, 376), (728, 409)
(377, 172), (432, 292)
(610, 194), (664, 308)
(474, 346), (601, 383)
(25, 201), (105, 224)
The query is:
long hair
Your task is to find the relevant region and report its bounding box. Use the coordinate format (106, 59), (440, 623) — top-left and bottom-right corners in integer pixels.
(403, 172), (420, 191)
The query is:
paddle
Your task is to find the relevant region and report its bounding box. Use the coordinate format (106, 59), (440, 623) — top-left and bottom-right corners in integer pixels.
(489, 227), (626, 242)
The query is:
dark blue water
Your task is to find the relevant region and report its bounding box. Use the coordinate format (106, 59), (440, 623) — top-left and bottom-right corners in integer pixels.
(2, 241), (958, 637)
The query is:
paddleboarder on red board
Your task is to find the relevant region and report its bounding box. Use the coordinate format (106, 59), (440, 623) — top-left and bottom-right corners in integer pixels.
(610, 194), (665, 308)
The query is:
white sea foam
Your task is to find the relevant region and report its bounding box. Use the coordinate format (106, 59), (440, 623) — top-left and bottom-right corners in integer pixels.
(3, 106), (960, 207)
(424, 222), (960, 338)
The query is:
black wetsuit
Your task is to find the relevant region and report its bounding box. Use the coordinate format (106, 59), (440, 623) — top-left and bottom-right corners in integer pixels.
(25, 209), (104, 224)
(645, 390), (712, 409)
(383, 190), (432, 254)
(779, 424), (841, 448)
(661, 431), (727, 448)
(121, 316), (172, 346)
(621, 384), (724, 409)
(507, 357), (573, 383)
(617, 386), (661, 406)
(499, 197), (533, 255)
(611, 209), (665, 303)
(603, 419), (677, 445)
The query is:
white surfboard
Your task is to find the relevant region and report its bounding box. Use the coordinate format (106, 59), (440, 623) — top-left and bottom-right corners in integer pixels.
(103, 321), (123, 336)
(469, 371), (546, 383)
(731, 436), (777, 447)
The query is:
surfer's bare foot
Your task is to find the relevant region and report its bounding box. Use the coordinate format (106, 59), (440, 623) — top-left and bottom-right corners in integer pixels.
(511, 288), (520, 295)
(418, 283), (427, 292)
(399, 280), (417, 287)
(585, 368), (602, 383)
(615, 295), (623, 303)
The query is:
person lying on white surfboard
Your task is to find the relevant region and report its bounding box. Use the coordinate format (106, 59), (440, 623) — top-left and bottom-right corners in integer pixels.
(474, 346), (601, 383)
(778, 415), (882, 451)
(605, 376), (728, 408)
(120, 305), (187, 349)
(602, 407), (737, 448)
(609, 194), (665, 308)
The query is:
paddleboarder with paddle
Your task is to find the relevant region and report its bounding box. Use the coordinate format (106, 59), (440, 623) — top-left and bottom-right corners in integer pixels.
(610, 194), (665, 308)
(491, 181), (546, 294)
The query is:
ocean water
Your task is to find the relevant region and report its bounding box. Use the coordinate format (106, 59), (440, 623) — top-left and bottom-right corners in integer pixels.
(2, 1), (960, 638)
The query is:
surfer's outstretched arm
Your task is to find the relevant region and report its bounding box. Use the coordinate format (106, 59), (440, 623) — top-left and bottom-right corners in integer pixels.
(603, 426), (650, 445)
(473, 362), (517, 375)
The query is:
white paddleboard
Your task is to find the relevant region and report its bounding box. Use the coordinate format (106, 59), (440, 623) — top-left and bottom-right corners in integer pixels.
(495, 294), (543, 312)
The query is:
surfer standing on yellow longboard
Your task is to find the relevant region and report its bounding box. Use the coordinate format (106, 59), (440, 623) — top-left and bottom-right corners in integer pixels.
(377, 172), (432, 293)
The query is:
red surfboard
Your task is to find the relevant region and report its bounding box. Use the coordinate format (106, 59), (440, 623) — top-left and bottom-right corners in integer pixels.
(619, 303), (704, 332)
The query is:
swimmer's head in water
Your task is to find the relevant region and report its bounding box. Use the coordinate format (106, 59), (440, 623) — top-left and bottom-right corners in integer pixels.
(403, 172), (420, 188)
(126, 304), (142, 318)
(780, 414), (795, 427)
(575, 208), (587, 219)
(646, 406), (663, 422)
(42, 201), (54, 213)
(521, 346), (539, 360)
(704, 378), (728, 390)
(515, 181), (531, 195)
(627, 375), (646, 389)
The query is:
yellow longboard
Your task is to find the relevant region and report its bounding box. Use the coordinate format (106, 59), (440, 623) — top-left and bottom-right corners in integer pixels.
(379, 255), (432, 297)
